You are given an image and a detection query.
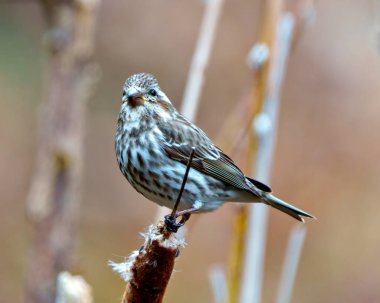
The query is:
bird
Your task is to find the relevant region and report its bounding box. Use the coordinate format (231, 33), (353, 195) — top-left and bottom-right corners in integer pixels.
(115, 73), (314, 223)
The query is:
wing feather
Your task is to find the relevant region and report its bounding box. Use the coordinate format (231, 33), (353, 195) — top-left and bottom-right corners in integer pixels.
(157, 115), (255, 192)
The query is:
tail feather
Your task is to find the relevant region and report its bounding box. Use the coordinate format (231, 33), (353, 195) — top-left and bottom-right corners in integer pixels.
(263, 193), (315, 222)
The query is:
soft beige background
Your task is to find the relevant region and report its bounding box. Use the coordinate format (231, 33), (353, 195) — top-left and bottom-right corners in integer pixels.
(1, 1), (380, 302)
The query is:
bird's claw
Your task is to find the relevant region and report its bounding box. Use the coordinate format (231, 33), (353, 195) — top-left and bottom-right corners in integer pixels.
(164, 214), (185, 233)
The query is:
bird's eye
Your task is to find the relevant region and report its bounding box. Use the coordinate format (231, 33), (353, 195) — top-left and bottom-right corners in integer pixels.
(122, 91), (126, 97)
(149, 89), (157, 96)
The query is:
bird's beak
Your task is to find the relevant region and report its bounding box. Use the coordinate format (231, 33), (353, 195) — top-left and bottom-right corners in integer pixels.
(126, 88), (146, 107)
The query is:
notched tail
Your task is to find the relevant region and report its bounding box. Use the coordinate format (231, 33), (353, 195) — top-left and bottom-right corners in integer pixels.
(263, 193), (315, 222)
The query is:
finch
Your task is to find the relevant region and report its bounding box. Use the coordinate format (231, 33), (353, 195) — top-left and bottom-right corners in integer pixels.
(115, 73), (314, 222)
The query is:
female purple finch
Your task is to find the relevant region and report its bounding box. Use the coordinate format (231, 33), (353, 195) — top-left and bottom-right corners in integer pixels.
(115, 73), (314, 222)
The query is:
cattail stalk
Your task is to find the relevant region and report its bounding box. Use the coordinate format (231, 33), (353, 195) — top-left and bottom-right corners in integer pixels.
(112, 147), (197, 302)
(110, 222), (185, 303)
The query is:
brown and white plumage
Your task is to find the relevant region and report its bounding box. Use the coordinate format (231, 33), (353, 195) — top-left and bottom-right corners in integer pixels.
(115, 73), (314, 222)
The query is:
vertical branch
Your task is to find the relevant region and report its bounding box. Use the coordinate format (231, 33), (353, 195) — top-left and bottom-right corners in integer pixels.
(226, 205), (248, 303)
(276, 225), (307, 303)
(180, 0), (224, 121)
(227, 1), (283, 302)
(156, 0), (224, 219)
(239, 10), (294, 303)
(24, 1), (100, 302)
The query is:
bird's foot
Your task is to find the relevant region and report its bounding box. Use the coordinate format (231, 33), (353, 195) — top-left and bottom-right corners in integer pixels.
(164, 212), (192, 233)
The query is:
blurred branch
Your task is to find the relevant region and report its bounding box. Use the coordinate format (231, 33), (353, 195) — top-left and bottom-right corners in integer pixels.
(180, 0), (224, 120)
(226, 204), (248, 303)
(24, 1), (100, 302)
(239, 12), (295, 303)
(109, 222), (185, 303)
(222, 2), (315, 302)
(155, 0), (224, 220)
(226, 1), (284, 302)
(215, 0), (315, 157)
(276, 225), (307, 303)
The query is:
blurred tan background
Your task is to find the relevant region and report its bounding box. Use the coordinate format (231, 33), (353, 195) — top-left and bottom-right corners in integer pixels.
(1, 0), (380, 302)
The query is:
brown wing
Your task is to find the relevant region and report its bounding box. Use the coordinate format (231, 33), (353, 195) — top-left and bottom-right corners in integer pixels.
(157, 115), (271, 193)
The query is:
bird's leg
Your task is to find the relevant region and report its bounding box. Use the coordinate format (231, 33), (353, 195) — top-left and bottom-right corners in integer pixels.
(164, 207), (199, 233)
(165, 148), (196, 233)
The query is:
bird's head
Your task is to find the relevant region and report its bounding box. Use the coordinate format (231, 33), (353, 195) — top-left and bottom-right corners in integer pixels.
(120, 73), (174, 123)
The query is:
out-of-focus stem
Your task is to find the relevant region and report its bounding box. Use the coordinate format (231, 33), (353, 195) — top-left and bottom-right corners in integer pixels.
(180, 0), (224, 120)
(227, 206), (248, 303)
(226, 1), (283, 302)
(155, 0), (224, 220)
(239, 11), (295, 303)
(24, 1), (100, 302)
(276, 225), (307, 303)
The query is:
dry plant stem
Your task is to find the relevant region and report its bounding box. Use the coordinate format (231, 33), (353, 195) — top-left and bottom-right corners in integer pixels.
(113, 151), (193, 301)
(110, 222), (184, 303)
(155, 0), (224, 220)
(24, 1), (100, 303)
(274, 15), (309, 303)
(123, 238), (175, 303)
(226, 206), (248, 303)
(227, 1), (284, 302)
(223, 3), (311, 302)
(239, 12), (295, 303)
(276, 225), (307, 303)
(180, 0), (224, 119)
